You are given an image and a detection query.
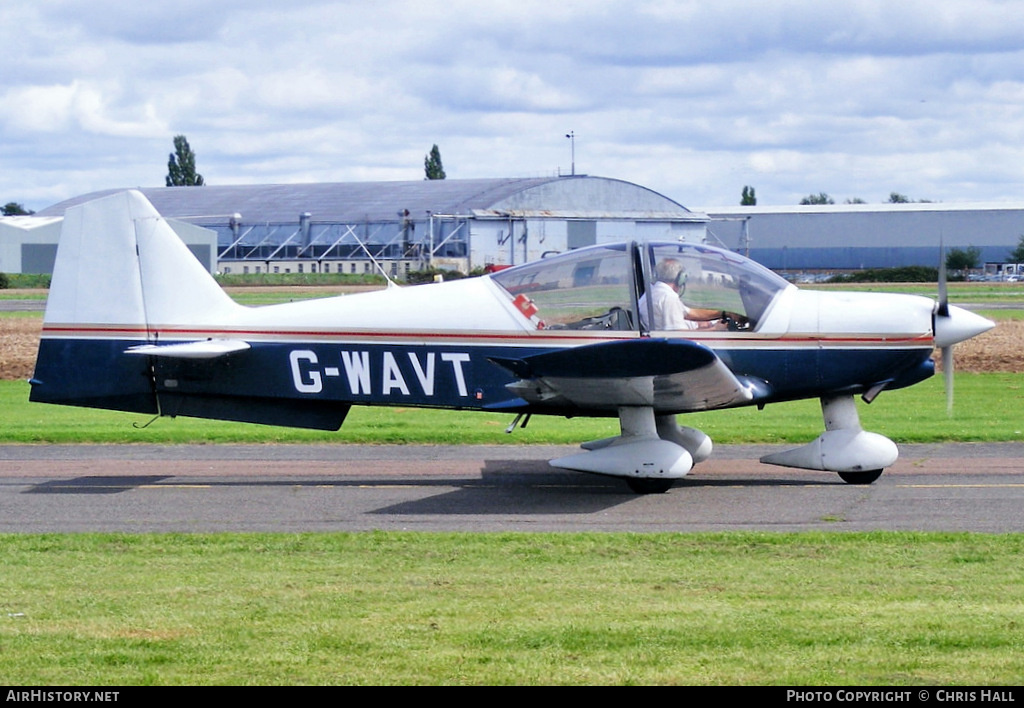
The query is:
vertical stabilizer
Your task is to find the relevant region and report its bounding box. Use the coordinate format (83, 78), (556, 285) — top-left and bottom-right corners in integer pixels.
(44, 191), (149, 328)
(44, 190), (239, 330)
(32, 190), (241, 414)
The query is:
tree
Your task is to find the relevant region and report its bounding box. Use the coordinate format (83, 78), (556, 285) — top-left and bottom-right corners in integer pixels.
(166, 135), (204, 187)
(845, 197), (866, 204)
(799, 192), (834, 205)
(1008, 235), (1024, 263)
(2, 202), (33, 216)
(946, 246), (981, 273)
(740, 185), (756, 206)
(888, 192), (932, 203)
(424, 144), (446, 180)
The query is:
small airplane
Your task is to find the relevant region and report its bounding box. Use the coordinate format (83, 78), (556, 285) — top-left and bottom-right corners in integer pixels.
(30, 190), (994, 493)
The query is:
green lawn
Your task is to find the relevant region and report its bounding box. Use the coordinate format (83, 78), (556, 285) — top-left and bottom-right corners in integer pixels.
(1, 532), (1021, 685)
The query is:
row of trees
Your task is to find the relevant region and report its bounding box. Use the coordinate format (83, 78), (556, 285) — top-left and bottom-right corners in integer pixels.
(944, 238), (1024, 272)
(739, 187), (937, 206)
(2, 203), (33, 216)
(796, 192), (933, 205)
(6, 136), (446, 215)
(166, 136), (448, 185)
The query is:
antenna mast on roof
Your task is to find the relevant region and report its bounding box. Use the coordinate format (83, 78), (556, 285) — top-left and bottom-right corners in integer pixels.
(348, 229), (398, 288)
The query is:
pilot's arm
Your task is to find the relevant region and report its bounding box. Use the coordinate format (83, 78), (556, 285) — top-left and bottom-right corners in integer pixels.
(686, 307), (748, 330)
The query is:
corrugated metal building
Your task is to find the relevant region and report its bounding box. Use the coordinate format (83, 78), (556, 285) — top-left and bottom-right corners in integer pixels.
(0, 211), (219, 275)
(36, 180), (1024, 277)
(702, 202), (1024, 272)
(0, 216), (64, 274)
(39, 176), (708, 276)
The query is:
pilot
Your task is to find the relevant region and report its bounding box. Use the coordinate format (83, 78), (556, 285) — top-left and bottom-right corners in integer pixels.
(640, 258), (731, 331)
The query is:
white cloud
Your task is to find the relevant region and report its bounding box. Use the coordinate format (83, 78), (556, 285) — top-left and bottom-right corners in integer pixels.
(4, 0), (1024, 209)
(2, 81), (167, 137)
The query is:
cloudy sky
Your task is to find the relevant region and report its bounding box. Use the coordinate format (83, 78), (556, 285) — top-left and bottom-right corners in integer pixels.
(4, 0), (1024, 212)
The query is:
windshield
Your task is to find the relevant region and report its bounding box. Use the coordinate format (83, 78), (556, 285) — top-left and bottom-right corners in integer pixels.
(641, 243), (789, 331)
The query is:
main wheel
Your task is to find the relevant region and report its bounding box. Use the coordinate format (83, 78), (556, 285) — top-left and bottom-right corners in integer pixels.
(837, 469), (883, 485)
(626, 478), (675, 494)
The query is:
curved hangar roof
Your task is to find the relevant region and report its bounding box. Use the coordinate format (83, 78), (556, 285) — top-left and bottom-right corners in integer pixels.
(39, 176), (699, 225)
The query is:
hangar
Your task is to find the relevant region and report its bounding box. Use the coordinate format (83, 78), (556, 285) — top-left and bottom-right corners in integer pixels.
(701, 202), (1024, 272)
(26, 180), (1024, 278)
(0, 211), (218, 275)
(36, 176), (708, 277)
(0, 215), (64, 274)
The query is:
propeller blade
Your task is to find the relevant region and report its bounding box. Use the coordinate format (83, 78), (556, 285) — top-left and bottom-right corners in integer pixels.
(934, 305), (993, 416)
(942, 344), (953, 415)
(937, 238), (949, 317)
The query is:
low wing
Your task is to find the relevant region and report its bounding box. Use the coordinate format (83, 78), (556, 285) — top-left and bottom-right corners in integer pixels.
(489, 338), (770, 413)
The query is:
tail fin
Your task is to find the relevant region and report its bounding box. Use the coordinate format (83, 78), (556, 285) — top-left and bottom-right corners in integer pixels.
(32, 190), (347, 430)
(31, 190), (241, 414)
(44, 189), (239, 330)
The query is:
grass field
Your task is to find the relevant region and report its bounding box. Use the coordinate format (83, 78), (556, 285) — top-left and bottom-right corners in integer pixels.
(1, 532), (1022, 685)
(4, 282), (1022, 686)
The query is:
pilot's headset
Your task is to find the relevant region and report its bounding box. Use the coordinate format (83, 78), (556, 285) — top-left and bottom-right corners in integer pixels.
(656, 259), (687, 296)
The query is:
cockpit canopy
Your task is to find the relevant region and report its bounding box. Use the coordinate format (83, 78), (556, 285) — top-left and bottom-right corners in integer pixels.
(491, 241), (790, 333)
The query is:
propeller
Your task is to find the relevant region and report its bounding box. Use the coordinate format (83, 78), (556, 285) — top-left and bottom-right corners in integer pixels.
(937, 241), (953, 414)
(933, 240), (995, 414)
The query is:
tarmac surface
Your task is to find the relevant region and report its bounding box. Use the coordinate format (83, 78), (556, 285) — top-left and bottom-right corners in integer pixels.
(1, 442), (1022, 533)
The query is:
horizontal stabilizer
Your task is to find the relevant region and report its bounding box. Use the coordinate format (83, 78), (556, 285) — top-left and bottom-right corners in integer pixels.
(125, 339), (251, 359)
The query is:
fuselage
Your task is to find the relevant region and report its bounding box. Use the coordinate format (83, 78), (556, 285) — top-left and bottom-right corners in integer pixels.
(29, 191), (997, 492)
(32, 239), (949, 425)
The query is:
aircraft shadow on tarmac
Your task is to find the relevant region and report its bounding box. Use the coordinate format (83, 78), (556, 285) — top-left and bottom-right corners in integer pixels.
(25, 475), (174, 495)
(22, 459), (838, 518)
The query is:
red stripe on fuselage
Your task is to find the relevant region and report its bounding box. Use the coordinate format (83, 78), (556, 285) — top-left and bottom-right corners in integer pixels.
(40, 323), (935, 348)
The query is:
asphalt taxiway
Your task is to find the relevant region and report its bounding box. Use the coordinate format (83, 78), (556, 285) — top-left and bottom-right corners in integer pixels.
(1, 443), (1022, 533)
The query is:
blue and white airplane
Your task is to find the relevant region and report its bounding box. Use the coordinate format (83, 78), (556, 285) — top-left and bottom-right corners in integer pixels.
(30, 190), (993, 493)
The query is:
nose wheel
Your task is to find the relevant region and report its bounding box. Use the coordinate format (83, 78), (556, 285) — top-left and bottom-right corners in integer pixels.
(626, 478), (675, 494)
(760, 395), (898, 484)
(837, 469), (883, 485)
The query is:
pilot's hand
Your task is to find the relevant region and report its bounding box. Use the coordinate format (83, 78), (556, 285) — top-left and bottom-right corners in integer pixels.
(721, 312), (751, 331)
